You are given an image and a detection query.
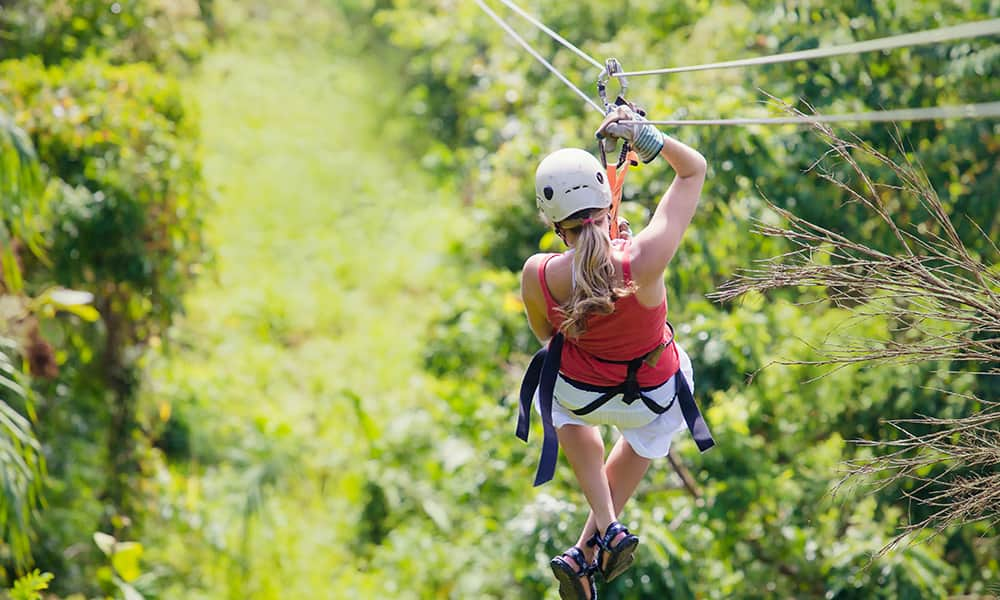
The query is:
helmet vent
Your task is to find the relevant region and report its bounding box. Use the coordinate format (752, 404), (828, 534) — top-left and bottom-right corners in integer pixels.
(596, 171), (604, 184)
(543, 186), (554, 200)
(567, 185), (589, 192)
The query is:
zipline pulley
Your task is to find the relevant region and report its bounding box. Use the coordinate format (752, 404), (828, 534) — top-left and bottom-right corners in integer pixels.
(597, 57), (627, 113)
(597, 58), (638, 240)
(597, 58), (630, 167)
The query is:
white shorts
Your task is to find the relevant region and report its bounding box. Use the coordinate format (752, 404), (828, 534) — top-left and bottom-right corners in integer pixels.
(536, 344), (694, 459)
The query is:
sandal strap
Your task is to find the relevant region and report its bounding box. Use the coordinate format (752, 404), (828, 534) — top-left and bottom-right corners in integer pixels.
(586, 521), (632, 552)
(601, 521), (630, 550)
(561, 546), (589, 577)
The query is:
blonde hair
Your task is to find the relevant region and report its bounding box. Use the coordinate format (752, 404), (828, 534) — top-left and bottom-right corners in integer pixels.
(556, 209), (635, 338)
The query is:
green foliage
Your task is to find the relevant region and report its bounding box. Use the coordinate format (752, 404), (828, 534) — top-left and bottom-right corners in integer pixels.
(0, 112), (45, 292)
(0, 56), (207, 328)
(6, 569), (53, 600)
(0, 0), (208, 592)
(424, 268), (534, 387)
(0, 0), (210, 69)
(0, 337), (43, 569)
(0, 0), (994, 598)
(738, 0), (1000, 261)
(0, 58), (207, 574)
(0, 116), (47, 570)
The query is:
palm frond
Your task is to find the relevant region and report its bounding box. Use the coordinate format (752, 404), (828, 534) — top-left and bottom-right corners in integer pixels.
(0, 339), (43, 568)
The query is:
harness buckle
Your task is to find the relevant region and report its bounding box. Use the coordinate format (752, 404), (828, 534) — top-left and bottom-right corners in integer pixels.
(642, 344), (666, 369)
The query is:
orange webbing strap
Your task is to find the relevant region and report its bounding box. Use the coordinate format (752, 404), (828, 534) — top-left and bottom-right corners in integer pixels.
(607, 150), (638, 240)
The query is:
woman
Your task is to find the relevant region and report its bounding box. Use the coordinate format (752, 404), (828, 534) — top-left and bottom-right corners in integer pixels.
(518, 105), (711, 600)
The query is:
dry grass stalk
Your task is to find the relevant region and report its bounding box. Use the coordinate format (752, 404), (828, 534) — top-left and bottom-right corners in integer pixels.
(710, 105), (999, 553)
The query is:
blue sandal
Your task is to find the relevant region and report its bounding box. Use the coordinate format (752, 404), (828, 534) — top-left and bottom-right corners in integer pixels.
(550, 546), (597, 600)
(588, 522), (639, 582)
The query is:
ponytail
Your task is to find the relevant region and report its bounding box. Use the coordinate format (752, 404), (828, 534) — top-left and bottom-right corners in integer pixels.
(557, 209), (634, 337)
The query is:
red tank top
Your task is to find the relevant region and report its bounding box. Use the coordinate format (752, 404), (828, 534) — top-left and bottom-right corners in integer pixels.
(538, 243), (680, 387)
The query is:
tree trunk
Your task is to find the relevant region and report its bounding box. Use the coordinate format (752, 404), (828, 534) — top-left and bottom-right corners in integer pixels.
(100, 295), (139, 535)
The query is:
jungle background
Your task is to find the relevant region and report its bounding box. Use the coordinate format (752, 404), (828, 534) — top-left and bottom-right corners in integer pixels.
(0, 0), (997, 598)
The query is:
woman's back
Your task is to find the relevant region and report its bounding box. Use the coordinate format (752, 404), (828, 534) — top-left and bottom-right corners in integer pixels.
(540, 243), (665, 310)
(536, 244), (677, 387)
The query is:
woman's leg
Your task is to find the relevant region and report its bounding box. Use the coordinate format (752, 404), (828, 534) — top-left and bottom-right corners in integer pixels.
(557, 424), (616, 533)
(573, 435), (651, 563)
(555, 424), (615, 599)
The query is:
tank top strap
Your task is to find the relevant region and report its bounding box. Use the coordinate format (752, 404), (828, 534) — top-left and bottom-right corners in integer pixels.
(620, 240), (634, 285)
(537, 253), (560, 308)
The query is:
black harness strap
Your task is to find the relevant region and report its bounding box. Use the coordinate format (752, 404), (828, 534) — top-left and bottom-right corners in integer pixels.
(516, 333), (564, 487)
(563, 363), (677, 417)
(675, 366), (715, 452)
(569, 353), (669, 416)
(517, 332), (714, 487)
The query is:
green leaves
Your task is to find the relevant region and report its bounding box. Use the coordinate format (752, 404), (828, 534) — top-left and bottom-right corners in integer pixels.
(94, 532), (145, 583)
(362, 1), (999, 597)
(0, 0), (210, 591)
(0, 111), (45, 293)
(7, 569), (53, 600)
(0, 338), (43, 569)
(0, 57), (209, 329)
(94, 532), (146, 599)
(0, 0), (210, 70)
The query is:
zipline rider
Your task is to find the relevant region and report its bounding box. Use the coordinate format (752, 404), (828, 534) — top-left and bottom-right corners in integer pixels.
(518, 104), (714, 600)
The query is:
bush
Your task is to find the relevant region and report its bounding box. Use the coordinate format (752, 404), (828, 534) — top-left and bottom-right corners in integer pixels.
(0, 56), (207, 328)
(0, 54), (207, 590)
(0, 0), (210, 69)
(359, 1), (1000, 597)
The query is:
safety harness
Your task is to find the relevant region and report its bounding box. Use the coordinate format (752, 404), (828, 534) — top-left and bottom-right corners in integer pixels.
(516, 326), (715, 487)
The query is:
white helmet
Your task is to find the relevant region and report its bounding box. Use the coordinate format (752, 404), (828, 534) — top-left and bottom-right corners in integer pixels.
(535, 148), (611, 223)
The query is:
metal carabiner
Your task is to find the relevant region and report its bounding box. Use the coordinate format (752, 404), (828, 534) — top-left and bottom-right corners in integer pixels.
(597, 58), (630, 169)
(597, 58), (628, 114)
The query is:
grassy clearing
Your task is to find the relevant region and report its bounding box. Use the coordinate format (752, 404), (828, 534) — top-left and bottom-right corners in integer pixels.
(140, 3), (470, 597)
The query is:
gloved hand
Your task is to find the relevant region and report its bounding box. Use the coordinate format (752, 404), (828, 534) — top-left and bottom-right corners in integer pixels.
(602, 134), (619, 158)
(595, 104), (664, 164)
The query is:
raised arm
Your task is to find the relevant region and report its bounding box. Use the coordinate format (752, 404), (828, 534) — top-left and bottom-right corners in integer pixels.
(630, 134), (706, 285)
(596, 106), (706, 286)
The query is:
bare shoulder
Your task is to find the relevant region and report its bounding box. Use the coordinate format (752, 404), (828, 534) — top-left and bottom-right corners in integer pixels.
(521, 253), (549, 281)
(520, 253), (549, 296)
(522, 252), (547, 272)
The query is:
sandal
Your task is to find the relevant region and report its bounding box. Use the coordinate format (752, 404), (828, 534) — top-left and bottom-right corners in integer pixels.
(550, 546), (598, 600)
(587, 521), (639, 582)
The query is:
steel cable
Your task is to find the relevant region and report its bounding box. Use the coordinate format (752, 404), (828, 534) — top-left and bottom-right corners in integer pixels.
(473, 0), (604, 114)
(494, 0), (604, 71)
(618, 18), (1000, 77)
(629, 101), (1000, 126)
(473, 4), (1000, 127)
